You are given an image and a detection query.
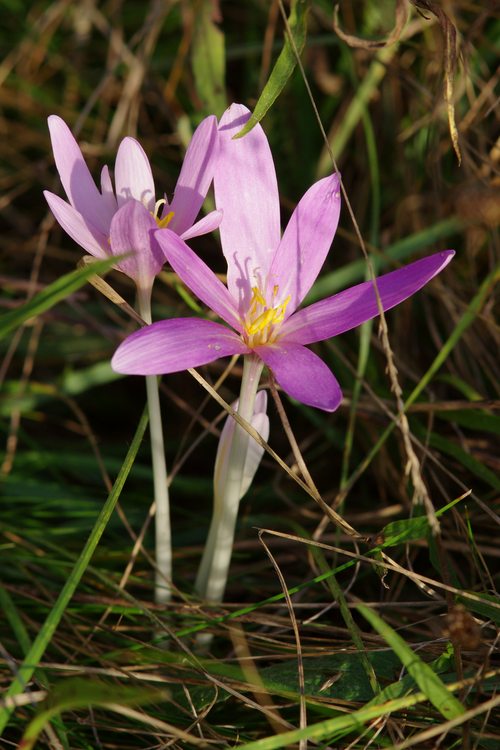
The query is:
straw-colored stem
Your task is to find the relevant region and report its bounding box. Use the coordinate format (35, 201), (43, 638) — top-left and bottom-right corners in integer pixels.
(137, 286), (172, 605)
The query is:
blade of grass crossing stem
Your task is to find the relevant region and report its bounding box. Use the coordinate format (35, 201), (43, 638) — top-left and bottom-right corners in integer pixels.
(235, 0), (309, 138)
(341, 265), (498, 498)
(357, 604), (466, 719)
(0, 408), (148, 733)
(0, 257), (117, 339)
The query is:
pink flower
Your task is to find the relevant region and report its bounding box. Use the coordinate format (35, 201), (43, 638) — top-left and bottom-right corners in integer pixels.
(44, 115), (221, 290)
(112, 104), (454, 411)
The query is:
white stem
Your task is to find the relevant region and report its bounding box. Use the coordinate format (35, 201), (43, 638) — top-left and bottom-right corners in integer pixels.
(195, 355), (263, 606)
(137, 286), (172, 605)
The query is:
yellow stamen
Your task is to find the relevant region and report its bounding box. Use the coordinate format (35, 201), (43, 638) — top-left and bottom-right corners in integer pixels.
(155, 210), (174, 229)
(244, 285), (292, 343)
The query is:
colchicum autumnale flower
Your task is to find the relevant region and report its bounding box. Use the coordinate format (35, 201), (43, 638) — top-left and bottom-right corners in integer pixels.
(112, 103), (454, 412)
(44, 115), (221, 291)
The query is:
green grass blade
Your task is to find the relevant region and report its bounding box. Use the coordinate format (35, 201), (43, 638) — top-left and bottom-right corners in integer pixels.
(191, 0), (226, 117)
(20, 679), (170, 750)
(235, 0), (309, 138)
(0, 257), (117, 340)
(0, 408), (148, 734)
(357, 604), (466, 720)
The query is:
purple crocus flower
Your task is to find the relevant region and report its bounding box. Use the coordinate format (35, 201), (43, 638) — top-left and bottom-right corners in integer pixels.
(112, 104), (454, 411)
(44, 115), (221, 290)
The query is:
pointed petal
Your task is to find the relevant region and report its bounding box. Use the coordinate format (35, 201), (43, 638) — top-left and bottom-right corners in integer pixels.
(180, 209), (223, 241)
(47, 115), (114, 234)
(109, 200), (164, 288)
(112, 318), (248, 375)
(281, 250), (455, 345)
(44, 190), (108, 258)
(256, 342), (342, 412)
(100, 165), (118, 214)
(155, 228), (242, 331)
(267, 173), (341, 316)
(215, 103), (281, 312)
(114, 137), (155, 210)
(169, 115), (219, 235)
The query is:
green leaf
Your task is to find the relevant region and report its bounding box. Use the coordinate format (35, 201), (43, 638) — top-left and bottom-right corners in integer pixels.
(357, 604), (466, 720)
(191, 0), (226, 117)
(0, 257), (117, 340)
(235, 0), (309, 138)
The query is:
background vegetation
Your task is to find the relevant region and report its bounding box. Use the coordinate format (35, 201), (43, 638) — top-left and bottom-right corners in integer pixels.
(0, 0), (498, 747)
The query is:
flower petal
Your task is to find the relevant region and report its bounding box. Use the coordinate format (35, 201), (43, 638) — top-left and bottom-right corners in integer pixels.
(169, 115), (219, 235)
(281, 250), (455, 345)
(215, 103), (281, 312)
(100, 165), (118, 215)
(155, 228), (242, 331)
(267, 173), (341, 316)
(47, 115), (114, 234)
(44, 190), (108, 258)
(109, 200), (164, 288)
(114, 137), (155, 210)
(180, 209), (223, 241)
(112, 318), (249, 375)
(256, 342), (342, 412)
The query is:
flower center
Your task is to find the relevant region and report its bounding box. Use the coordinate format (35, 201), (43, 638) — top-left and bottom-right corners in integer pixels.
(151, 199), (174, 229)
(243, 285), (291, 346)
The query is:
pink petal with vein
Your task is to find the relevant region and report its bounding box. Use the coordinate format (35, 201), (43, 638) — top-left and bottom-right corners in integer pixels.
(169, 115), (219, 235)
(281, 251), (455, 345)
(114, 137), (155, 210)
(112, 318), (248, 375)
(267, 173), (341, 316)
(215, 103), (281, 311)
(256, 342), (342, 412)
(155, 228), (242, 331)
(109, 200), (164, 288)
(44, 191), (108, 258)
(47, 115), (114, 234)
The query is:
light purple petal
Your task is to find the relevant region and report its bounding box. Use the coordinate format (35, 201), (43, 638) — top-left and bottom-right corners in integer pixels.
(281, 250), (455, 345)
(255, 342), (342, 412)
(44, 190), (108, 258)
(155, 228), (242, 331)
(109, 200), (164, 288)
(215, 103), (281, 312)
(267, 174), (341, 317)
(112, 318), (249, 375)
(47, 115), (114, 234)
(180, 209), (223, 241)
(100, 165), (118, 215)
(169, 115), (219, 235)
(114, 137), (155, 211)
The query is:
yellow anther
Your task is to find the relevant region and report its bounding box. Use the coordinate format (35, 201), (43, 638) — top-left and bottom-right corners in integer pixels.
(247, 308), (275, 335)
(251, 286), (267, 307)
(273, 284), (279, 297)
(155, 210), (174, 229)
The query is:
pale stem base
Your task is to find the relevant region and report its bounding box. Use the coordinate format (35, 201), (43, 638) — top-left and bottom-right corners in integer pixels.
(195, 355), (263, 638)
(137, 286), (172, 605)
